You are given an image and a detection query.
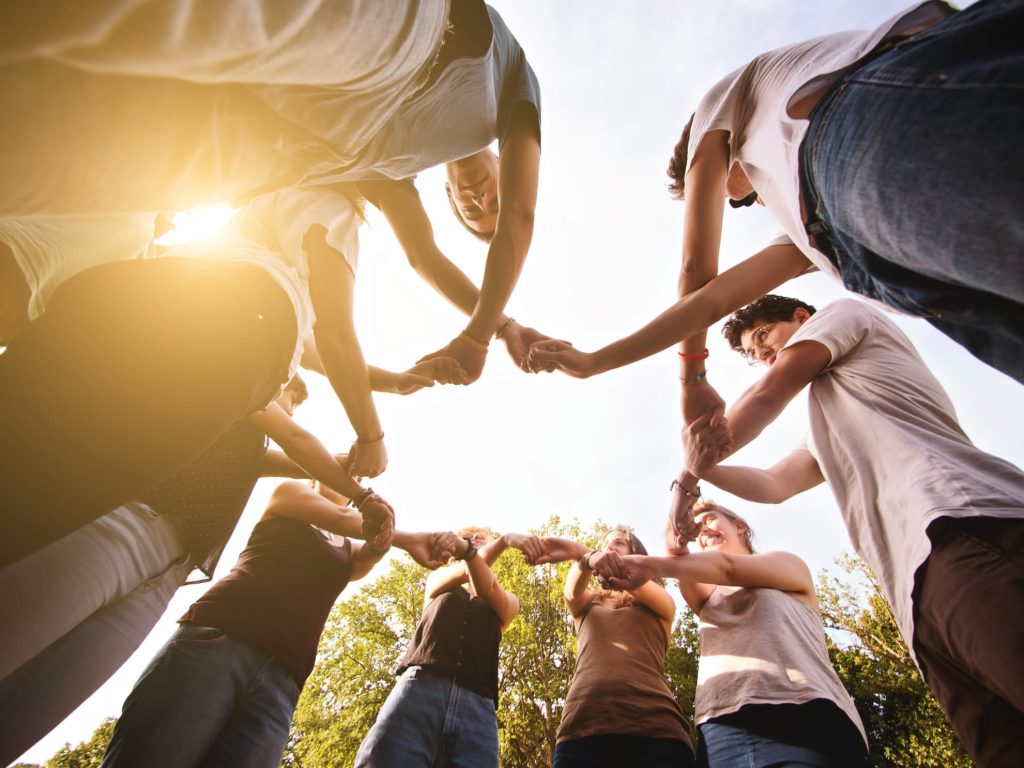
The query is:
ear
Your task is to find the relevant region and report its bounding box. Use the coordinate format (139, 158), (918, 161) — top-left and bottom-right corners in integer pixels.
(793, 307), (811, 324)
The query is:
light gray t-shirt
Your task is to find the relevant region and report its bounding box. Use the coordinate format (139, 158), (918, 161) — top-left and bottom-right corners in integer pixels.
(785, 299), (1024, 656)
(302, 3), (541, 185)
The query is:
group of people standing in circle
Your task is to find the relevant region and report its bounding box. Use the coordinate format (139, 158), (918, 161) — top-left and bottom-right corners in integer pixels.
(1, 0), (1022, 766)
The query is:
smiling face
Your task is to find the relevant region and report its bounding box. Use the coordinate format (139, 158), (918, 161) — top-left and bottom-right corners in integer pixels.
(446, 149), (499, 237)
(738, 307), (811, 366)
(694, 508), (752, 555)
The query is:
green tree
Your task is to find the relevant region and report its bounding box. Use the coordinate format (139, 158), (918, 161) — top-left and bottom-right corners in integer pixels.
(817, 554), (971, 768)
(44, 717), (116, 768)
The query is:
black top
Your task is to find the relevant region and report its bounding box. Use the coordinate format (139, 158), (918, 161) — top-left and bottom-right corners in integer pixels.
(140, 419), (267, 577)
(398, 586), (502, 705)
(179, 516), (353, 685)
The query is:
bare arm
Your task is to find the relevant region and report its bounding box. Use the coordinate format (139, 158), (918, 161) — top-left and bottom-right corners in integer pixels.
(259, 448), (309, 479)
(616, 551), (817, 612)
(700, 449), (825, 504)
(425, 532), (542, 597)
(305, 225), (386, 477)
(464, 542), (520, 630)
(248, 403), (364, 497)
(347, 540), (389, 582)
(527, 244), (809, 377)
(264, 480), (393, 550)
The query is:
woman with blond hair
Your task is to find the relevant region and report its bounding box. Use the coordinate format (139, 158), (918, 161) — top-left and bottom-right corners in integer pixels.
(603, 502), (870, 767)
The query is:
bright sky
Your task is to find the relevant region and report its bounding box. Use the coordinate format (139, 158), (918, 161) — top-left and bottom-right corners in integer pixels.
(18, 0), (1021, 763)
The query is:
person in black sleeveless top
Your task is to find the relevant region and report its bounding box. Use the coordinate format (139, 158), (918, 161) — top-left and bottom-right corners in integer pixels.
(354, 527), (543, 768)
(101, 482), (460, 768)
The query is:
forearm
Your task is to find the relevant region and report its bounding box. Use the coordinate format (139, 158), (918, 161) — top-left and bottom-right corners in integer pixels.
(350, 542), (388, 581)
(589, 246), (804, 375)
(636, 553), (732, 586)
(278, 430), (364, 499)
(260, 449), (309, 479)
(464, 227), (528, 342)
(314, 331), (382, 441)
(701, 464), (792, 504)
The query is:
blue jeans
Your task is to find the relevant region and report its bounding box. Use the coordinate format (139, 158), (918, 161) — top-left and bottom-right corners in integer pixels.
(354, 666), (499, 768)
(553, 734), (696, 768)
(697, 700), (871, 768)
(801, 0), (1024, 383)
(102, 625), (300, 768)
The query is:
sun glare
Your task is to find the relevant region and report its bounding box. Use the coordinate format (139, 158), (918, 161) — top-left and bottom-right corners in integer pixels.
(155, 206), (239, 246)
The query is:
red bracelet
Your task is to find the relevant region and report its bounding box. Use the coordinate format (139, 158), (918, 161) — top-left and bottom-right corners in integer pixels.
(677, 348), (709, 362)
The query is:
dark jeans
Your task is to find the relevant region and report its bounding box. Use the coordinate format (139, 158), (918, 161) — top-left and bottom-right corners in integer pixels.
(696, 700), (871, 768)
(0, 257), (295, 566)
(801, 0), (1024, 383)
(101, 625), (300, 768)
(553, 734), (696, 768)
(913, 516), (1024, 767)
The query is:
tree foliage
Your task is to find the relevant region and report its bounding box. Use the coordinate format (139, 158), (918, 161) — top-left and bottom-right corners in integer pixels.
(817, 554), (971, 768)
(42, 717), (116, 768)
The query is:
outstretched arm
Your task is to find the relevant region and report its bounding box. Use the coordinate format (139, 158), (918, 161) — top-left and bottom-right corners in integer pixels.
(419, 111), (541, 381)
(609, 550), (816, 614)
(264, 480), (393, 550)
(526, 243), (809, 377)
(305, 225), (387, 477)
(425, 532), (544, 597)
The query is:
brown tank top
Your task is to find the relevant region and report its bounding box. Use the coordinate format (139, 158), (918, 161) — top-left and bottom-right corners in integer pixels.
(556, 599), (691, 746)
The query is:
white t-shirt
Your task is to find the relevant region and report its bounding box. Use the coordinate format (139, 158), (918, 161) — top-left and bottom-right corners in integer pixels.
(0, 213), (158, 320)
(686, 1), (952, 281)
(165, 186), (362, 382)
(784, 299), (1024, 657)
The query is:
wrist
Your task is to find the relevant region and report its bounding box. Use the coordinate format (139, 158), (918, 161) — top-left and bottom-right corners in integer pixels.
(495, 316), (516, 340)
(670, 474), (701, 498)
(679, 370), (708, 386)
(390, 530), (411, 548)
(578, 549), (597, 571)
(364, 542), (391, 558)
(457, 537), (477, 560)
(356, 430), (384, 445)
(349, 488), (374, 510)
(459, 328), (490, 352)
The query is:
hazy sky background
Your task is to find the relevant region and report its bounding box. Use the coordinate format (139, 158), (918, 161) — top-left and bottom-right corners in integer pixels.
(20, 0), (1021, 763)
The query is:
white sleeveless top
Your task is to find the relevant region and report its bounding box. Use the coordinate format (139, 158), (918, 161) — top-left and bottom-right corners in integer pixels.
(696, 585), (866, 745)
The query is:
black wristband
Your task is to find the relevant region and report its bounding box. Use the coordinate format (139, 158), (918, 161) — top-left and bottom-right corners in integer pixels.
(459, 537), (479, 561)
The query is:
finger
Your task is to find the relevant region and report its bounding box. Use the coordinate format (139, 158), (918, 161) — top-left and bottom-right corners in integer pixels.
(708, 404), (726, 429)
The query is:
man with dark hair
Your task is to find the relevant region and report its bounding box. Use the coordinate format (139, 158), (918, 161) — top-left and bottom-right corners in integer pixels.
(671, 295), (1024, 766)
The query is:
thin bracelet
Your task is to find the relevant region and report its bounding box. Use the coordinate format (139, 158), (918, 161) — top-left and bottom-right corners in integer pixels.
(678, 348), (709, 361)
(679, 371), (708, 385)
(459, 329), (490, 352)
(578, 549), (596, 571)
(350, 488), (374, 510)
(494, 317), (516, 339)
(356, 432), (385, 445)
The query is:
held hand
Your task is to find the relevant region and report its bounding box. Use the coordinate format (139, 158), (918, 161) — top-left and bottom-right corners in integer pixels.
(373, 366), (435, 395)
(360, 495), (395, 550)
(401, 531), (459, 569)
(503, 323), (563, 373)
(418, 335), (486, 384)
(681, 380), (726, 427)
(663, 516), (692, 556)
(668, 482), (703, 545)
(682, 408), (732, 477)
(604, 555), (654, 592)
(532, 536), (586, 565)
(348, 436), (388, 478)
(406, 356), (470, 386)
(591, 551), (627, 584)
(503, 532), (545, 565)
(526, 340), (594, 378)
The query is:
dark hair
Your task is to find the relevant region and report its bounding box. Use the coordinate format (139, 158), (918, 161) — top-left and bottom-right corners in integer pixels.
(667, 114), (695, 200)
(721, 294), (817, 356)
(282, 374), (309, 408)
(603, 525), (649, 556)
(693, 500), (756, 554)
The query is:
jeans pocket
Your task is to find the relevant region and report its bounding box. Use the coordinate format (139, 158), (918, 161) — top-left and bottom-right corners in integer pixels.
(171, 625), (226, 646)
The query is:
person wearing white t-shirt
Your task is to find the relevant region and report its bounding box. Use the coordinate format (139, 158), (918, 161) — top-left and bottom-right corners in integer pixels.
(672, 295), (1024, 767)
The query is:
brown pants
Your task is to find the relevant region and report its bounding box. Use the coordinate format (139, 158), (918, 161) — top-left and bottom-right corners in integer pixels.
(914, 516), (1024, 768)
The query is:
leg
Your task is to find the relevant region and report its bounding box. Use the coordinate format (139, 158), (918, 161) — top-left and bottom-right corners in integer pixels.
(0, 556), (189, 765)
(101, 626), (274, 768)
(198, 656), (300, 768)
(913, 516), (1024, 767)
(804, 0), (1024, 381)
(353, 668), (449, 768)
(0, 501), (185, 679)
(438, 684), (499, 768)
(0, 258), (295, 566)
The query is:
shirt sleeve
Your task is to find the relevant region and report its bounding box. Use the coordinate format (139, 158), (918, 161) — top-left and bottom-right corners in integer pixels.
(782, 299), (874, 369)
(490, 8), (541, 149)
(269, 187), (361, 277)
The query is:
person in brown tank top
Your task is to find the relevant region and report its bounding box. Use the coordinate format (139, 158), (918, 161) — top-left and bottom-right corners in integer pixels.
(604, 502), (871, 768)
(533, 526), (696, 768)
